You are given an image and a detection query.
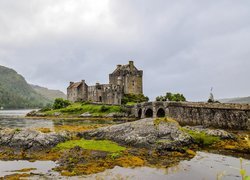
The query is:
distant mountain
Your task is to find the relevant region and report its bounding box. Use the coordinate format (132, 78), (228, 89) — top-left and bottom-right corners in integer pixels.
(219, 96), (250, 104)
(30, 84), (66, 101)
(0, 65), (51, 109)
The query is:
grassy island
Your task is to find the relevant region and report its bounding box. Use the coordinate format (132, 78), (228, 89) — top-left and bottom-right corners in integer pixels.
(27, 100), (129, 119)
(45, 102), (124, 116)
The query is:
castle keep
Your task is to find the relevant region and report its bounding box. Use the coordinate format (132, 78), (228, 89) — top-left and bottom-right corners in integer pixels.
(67, 61), (143, 104)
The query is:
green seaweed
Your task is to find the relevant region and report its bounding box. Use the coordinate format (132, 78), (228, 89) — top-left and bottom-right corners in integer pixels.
(181, 128), (220, 146)
(54, 139), (126, 153)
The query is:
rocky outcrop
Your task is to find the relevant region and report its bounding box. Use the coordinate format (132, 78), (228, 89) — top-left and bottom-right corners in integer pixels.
(79, 118), (193, 151)
(183, 126), (236, 139)
(0, 128), (69, 150)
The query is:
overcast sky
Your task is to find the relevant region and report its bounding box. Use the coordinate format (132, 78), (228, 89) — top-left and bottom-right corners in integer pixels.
(0, 0), (250, 101)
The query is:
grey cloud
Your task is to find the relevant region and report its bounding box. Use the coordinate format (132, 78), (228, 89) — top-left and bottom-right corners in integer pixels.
(0, 0), (250, 101)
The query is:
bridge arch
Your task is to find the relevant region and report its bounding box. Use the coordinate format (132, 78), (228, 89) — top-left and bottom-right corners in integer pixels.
(145, 108), (153, 118)
(137, 108), (142, 119)
(156, 108), (166, 117)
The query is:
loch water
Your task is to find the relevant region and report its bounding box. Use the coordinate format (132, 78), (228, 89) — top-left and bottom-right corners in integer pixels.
(0, 110), (249, 179)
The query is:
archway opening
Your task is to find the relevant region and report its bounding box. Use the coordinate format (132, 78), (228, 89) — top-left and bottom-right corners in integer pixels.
(145, 108), (153, 118)
(157, 108), (165, 117)
(138, 109), (142, 119)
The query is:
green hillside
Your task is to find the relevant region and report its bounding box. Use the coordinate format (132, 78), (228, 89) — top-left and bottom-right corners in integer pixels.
(0, 65), (51, 109)
(30, 84), (66, 101)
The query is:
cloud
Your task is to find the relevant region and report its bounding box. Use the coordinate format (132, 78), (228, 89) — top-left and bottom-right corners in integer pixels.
(0, 0), (250, 101)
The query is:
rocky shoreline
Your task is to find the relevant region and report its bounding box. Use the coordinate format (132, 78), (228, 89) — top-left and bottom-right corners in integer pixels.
(79, 118), (236, 151)
(0, 117), (249, 177)
(0, 118), (236, 151)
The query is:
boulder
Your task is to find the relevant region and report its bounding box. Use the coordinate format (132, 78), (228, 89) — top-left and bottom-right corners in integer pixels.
(78, 118), (193, 151)
(183, 126), (236, 139)
(79, 112), (92, 117)
(105, 112), (127, 118)
(0, 128), (69, 150)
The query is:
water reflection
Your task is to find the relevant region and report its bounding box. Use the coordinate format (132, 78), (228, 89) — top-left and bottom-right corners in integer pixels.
(0, 160), (57, 177)
(85, 152), (250, 180)
(0, 110), (118, 129)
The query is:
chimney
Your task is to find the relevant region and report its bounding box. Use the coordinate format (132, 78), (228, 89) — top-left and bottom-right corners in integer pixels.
(70, 82), (74, 85)
(81, 80), (85, 84)
(117, 64), (122, 68)
(129, 60), (134, 69)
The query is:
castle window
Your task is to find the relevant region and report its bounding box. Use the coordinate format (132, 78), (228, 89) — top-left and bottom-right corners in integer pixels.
(132, 81), (135, 86)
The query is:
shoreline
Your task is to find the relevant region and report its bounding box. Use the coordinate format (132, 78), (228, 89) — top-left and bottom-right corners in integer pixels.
(15, 115), (138, 122)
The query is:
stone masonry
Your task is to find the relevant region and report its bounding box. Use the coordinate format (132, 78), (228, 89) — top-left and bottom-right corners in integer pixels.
(67, 61), (143, 105)
(133, 101), (250, 130)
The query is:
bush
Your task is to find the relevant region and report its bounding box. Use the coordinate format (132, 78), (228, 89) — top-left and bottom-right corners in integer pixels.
(53, 98), (71, 109)
(121, 94), (149, 105)
(100, 105), (109, 112)
(156, 92), (186, 102)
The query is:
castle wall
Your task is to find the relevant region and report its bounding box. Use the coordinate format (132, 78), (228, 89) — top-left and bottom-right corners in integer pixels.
(87, 84), (122, 105)
(123, 71), (143, 94)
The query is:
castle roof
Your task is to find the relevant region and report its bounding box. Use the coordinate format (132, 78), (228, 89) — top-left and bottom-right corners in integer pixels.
(68, 82), (82, 89)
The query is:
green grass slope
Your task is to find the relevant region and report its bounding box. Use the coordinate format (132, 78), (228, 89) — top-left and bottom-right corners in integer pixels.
(0, 65), (51, 109)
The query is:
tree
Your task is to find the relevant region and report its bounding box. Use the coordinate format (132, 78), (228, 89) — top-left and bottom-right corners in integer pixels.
(53, 98), (71, 109)
(121, 94), (149, 105)
(156, 92), (186, 102)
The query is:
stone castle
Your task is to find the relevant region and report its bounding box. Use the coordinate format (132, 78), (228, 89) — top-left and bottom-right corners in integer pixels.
(67, 61), (143, 104)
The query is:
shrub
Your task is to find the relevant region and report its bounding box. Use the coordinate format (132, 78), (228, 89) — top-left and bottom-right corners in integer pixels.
(53, 98), (71, 109)
(100, 105), (109, 112)
(121, 94), (149, 105)
(156, 92), (186, 102)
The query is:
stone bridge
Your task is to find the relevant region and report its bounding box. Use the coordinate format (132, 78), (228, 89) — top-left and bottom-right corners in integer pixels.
(131, 101), (250, 130)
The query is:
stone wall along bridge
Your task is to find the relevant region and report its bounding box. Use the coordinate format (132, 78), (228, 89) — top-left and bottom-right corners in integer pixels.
(132, 102), (250, 130)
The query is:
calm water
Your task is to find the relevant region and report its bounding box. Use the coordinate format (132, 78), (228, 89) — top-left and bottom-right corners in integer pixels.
(0, 109), (116, 129)
(0, 110), (249, 179)
(1, 152), (249, 179)
(0, 160), (58, 177)
(85, 152), (250, 180)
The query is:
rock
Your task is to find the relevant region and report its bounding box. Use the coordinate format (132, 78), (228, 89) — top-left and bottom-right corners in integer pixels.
(184, 126), (236, 139)
(78, 118), (193, 151)
(35, 113), (46, 117)
(79, 112), (92, 117)
(0, 128), (69, 150)
(105, 112), (127, 118)
(26, 110), (38, 116)
(54, 112), (61, 116)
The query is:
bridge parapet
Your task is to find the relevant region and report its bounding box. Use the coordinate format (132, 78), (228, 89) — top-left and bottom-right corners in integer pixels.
(132, 101), (250, 130)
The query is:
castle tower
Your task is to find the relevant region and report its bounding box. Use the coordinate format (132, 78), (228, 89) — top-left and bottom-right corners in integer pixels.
(109, 61), (143, 95)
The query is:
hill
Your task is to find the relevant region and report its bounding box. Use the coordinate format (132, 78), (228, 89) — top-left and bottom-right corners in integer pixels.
(0, 65), (51, 109)
(30, 84), (66, 101)
(219, 96), (250, 104)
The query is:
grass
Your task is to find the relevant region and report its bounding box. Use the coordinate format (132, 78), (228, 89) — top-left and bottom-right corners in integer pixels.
(153, 117), (179, 126)
(54, 139), (126, 153)
(126, 102), (136, 106)
(181, 128), (220, 146)
(44, 102), (124, 116)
